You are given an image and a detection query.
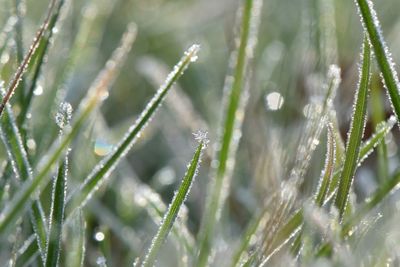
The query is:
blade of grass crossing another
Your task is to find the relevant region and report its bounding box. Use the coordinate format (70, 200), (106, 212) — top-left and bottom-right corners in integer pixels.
(335, 37), (371, 220)
(19, 0), (67, 126)
(0, 25), (136, 234)
(141, 133), (208, 267)
(263, 115), (395, 261)
(0, 0), (57, 117)
(355, 0), (400, 123)
(65, 43), (200, 216)
(197, 0), (262, 264)
(0, 87), (48, 260)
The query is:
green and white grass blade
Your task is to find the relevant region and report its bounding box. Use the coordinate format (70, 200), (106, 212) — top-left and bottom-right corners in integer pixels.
(141, 135), (207, 267)
(0, 0), (57, 117)
(66, 210), (86, 267)
(316, 170), (400, 257)
(342, 169), (400, 237)
(265, 114), (395, 260)
(0, 25), (136, 234)
(65, 43), (200, 216)
(0, 88), (47, 260)
(19, 0), (67, 125)
(335, 37), (371, 220)
(197, 0), (262, 264)
(355, 0), (400, 122)
(44, 156), (68, 267)
(315, 123), (336, 206)
(290, 124), (337, 256)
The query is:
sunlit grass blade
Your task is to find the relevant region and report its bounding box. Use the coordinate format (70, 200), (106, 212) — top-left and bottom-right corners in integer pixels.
(355, 0), (400, 121)
(315, 123), (336, 206)
(141, 134), (208, 267)
(65, 43), (200, 216)
(66, 209), (86, 267)
(44, 156), (68, 267)
(0, 25), (136, 234)
(18, 0), (67, 126)
(197, 0), (262, 264)
(335, 37), (371, 220)
(0, 0), (57, 117)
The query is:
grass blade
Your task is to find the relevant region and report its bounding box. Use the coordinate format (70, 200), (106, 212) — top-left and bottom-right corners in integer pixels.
(18, 0), (67, 126)
(315, 123), (336, 206)
(44, 155), (68, 267)
(264, 115), (395, 261)
(66, 210), (86, 267)
(0, 87), (47, 260)
(197, 0), (262, 264)
(65, 43), (200, 216)
(141, 133), (208, 267)
(0, 0), (57, 117)
(335, 37), (371, 220)
(355, 0), (400, 121)
(0, 25), (136, 234)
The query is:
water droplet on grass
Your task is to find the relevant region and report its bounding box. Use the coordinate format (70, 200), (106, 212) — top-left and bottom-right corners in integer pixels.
(265, 91), (284, 110)
(94, 139), (113, 156)
(94, 231), (105, 242)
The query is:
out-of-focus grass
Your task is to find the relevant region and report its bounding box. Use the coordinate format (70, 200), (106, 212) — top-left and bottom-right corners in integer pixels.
(0, 0), (400, 266)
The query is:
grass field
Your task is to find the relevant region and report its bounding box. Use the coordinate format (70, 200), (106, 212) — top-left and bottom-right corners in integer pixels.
(0, 0), (400, 266)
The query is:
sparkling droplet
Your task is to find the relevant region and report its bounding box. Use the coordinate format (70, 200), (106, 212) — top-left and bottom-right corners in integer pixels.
(94, 139), (113, 156)
(265, 91), (284, 110)
(94, 231), (105, 242)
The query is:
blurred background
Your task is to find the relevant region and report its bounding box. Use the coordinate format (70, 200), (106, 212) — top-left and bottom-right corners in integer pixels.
(1, 0), (400, 265)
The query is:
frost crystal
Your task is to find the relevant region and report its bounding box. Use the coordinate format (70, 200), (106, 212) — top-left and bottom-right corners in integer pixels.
(55, 102), (73, 129)
(193, 130), (209, 148)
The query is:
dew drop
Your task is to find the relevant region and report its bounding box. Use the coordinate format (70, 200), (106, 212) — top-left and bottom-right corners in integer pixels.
(94, 231), (105, 242)
(33, 85), (43, 96)
(26, 139), (36, 151)
(265, 91), (284, 110)
(94, 139), (113, 156)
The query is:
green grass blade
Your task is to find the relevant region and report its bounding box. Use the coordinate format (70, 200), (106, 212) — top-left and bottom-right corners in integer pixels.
(141, 134), (207, 267)
(316, 170), (400, 258)
(342, 169), (400, 236)
(265, 114), (395, 260)
(0, 25), (136, 234)
(18, 0), (66, 126)
(65, 43), (200, 216)
(44, 156), (68, 267)
(335, 37), (371, 220)
(315, 123), (336, 206)
(0, 0), (57, 117)
(355, 0), (400, 121)
(0, 88), (47, 260)
(197, 0), (262, 264)
(66, 210), (86, 267)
